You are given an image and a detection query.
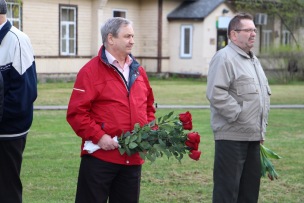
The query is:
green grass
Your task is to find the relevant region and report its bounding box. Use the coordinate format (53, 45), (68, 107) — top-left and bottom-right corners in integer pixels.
(36, 80), (304, 105)
(21, 79), (304, 202)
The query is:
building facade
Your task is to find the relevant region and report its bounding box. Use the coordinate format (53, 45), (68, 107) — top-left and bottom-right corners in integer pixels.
(5, 0), (302, 77)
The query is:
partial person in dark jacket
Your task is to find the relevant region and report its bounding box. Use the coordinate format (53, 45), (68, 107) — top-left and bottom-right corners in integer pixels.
(67, 17), (156, 203)
(206, 13), (271, 203)
(0, 1), (37, 202)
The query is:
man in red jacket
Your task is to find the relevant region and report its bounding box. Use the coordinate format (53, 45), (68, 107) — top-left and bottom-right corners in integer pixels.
(67, 17), (156, 203)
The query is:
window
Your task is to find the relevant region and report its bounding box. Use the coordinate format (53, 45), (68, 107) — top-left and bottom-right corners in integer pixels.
(282, 30), (291, 45)
(262, 30), (272, 51)
(113, 10), (126, 18)
(60, 5), (77, 56)
(180, 25), (193, 58)
(6, 1), (21, 30)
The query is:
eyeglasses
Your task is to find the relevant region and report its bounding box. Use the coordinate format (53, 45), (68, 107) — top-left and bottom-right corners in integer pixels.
(234, 28), (258, 33)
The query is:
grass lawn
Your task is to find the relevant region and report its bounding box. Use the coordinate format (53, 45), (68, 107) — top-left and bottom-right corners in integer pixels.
(21, 79), (304, 202)
(35, 79), (304, 106)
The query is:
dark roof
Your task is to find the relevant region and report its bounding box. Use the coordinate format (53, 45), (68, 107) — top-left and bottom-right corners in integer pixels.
(167, 0), (226, 21)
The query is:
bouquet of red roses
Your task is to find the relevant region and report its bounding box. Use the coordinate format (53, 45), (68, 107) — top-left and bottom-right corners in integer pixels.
(117, 111), (201, 162)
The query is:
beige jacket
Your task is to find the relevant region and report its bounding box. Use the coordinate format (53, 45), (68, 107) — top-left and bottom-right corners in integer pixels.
(206, 42), (271, 141)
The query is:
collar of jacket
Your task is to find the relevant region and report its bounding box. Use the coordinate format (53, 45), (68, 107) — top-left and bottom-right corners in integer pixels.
(100, 45), (141, 91)
(0, 20), (12, 45)
(229, 42), (255, 59)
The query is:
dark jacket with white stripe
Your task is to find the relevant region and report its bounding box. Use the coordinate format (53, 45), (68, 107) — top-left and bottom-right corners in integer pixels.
(0, 21), (37, 140)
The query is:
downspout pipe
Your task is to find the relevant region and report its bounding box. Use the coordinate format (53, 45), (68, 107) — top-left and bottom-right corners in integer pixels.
(157, 0), (163, 73)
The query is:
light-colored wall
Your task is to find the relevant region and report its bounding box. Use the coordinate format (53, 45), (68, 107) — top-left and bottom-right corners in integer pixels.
(24, 0), (236, 75)
(202, 4), (235, 75)
(168, 3), (235, 76)
(273, 15), (282, 48)
(23, 0), (94, 73)
(101, 0), (182, 73)
(101, 0), (140, 54)
(168, 21), (202, 75)
(159, 0), (183, 73)
(37, 58), (90, 73)
(23, 0), (59, 56)
(135, 0), (182, 73)
(24, 0), (93, 56)
(24, 0), (283, 76)
(25, 0), (162, 74)
(137, 0), (157, 57)
(137, 0), (158, 72)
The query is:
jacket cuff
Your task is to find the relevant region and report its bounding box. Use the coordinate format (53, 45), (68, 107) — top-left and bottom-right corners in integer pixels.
(91, 131), (105, 144)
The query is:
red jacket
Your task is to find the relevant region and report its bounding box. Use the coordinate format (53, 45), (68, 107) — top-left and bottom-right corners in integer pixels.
(67, 46), (156, 165)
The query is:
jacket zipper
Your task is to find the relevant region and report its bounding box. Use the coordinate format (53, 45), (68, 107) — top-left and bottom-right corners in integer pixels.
(109, 64), (129, 94)
(109, 65), (132, 161)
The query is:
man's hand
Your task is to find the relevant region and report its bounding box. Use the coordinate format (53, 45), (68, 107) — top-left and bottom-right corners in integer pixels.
(97, 134), (119, 150)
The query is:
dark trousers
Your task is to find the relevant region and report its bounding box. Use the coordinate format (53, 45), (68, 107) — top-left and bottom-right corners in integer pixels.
(213, 140), (261, 203)
(75, 155), (142, 203)
(0, 137), (26, 203)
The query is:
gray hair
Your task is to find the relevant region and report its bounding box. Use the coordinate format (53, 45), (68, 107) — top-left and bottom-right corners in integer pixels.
(101, 17), (132, 47)
(0, 0), (7, 14)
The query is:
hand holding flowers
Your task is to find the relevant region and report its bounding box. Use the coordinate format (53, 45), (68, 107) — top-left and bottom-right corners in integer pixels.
(117, 111), (201, 162)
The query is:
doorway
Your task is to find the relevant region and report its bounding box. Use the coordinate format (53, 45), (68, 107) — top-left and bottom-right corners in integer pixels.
(217, 30), (228, 50)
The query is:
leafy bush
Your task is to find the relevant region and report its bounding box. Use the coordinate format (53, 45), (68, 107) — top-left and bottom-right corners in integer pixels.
(260, 46), (304, 83)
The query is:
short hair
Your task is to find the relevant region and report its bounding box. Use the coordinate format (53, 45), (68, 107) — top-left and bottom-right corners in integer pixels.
(0, 0), (7, 15)
(227, 13), (254, 38)
(101, 17), (132, 47)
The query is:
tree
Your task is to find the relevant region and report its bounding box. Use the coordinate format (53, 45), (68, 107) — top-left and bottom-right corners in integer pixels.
(228, 0), (304, 48)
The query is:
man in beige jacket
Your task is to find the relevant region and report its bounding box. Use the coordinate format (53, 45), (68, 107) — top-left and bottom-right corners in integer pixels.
(206, 13), (271, 203)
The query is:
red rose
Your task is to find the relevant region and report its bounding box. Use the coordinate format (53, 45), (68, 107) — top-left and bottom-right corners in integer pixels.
(182, 122), (192, 130)
(179, 111), (192, 123)
(185, 140), (199, 150)
(179, 111), (192, 130)
(189, 150), (201, 161)
(151, 124), (159, 130)
(187, 132), (200, 144)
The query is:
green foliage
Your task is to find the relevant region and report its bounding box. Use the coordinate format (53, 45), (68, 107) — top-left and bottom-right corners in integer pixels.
(260, 45), (304, 82)
(231, 0), (304, 47)
(232, 0), (304, 24)
(265, 45), (303, 56)
(117, 111), (193, 163)
(260, 144), (282, 180)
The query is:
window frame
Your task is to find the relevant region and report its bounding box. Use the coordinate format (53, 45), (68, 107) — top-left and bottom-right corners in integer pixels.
(6, 1), (21, 30)
(262, 30), (272, 51)
(282, 30), (291, 45)
(180, 25), (193, 58)
(59, 5), (78, 56)
(112, 9), (127, 18)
